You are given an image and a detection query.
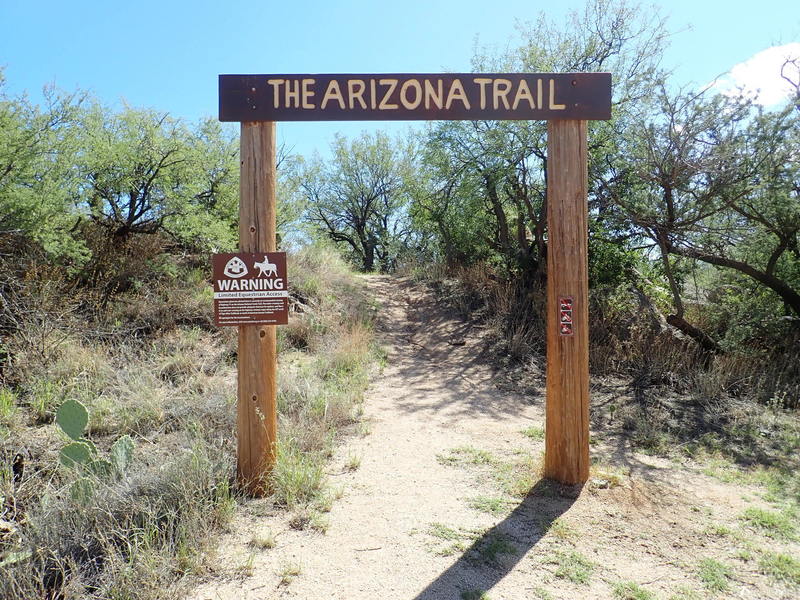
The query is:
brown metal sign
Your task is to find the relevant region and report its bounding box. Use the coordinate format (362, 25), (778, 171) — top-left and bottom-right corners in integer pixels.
(219, 73), (611, 122)
(212, 252), (288, 326)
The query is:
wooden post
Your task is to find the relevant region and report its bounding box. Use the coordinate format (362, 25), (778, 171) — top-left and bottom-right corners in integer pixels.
(544, 119), (590, 485)
(237, 121), (278, 496)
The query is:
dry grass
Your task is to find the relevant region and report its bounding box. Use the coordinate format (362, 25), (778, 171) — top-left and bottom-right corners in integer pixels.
(418, 264), (799, 494)
(0, 244), (378, 599)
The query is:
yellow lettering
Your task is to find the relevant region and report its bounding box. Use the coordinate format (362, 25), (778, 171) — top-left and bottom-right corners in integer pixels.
(512, 79), (535, 110)
(285, 80), (300, 108)
(473, 78), (492, 109)
(424, 79), (443, 109)
(348, 80), (367, 109)
(400, 79), (422, 110)
(370, 79), (377, 109)
(445, 79), (470, 110)
(301, 79), (315, 109)
(492, 78), (512, 110)
(549, 79), (566, 110)
(267, 79), (284, 108)
(378, 79), (399, 109)
(537, 79), (543, 110)
(321, 80), (346, 109)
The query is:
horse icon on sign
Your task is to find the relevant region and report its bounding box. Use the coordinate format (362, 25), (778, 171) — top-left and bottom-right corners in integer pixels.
(254, 255), (278, 277)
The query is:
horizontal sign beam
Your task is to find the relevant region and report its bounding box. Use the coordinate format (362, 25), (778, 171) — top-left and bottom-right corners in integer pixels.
(219, 73), (611, 122)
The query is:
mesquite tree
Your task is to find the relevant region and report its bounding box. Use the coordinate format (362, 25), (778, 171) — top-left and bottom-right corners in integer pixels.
(302, 131), (415, 272)
(609, 84), (800, 350)
(412, 0), (670, 286)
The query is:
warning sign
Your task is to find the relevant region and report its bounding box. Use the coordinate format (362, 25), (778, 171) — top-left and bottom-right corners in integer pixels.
(559, 296), (574, 336)
(212, 253), (289, 326)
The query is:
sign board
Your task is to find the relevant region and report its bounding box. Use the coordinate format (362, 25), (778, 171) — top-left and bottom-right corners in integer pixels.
(212, 252), (288, 326)
(219, 73), (611, 122)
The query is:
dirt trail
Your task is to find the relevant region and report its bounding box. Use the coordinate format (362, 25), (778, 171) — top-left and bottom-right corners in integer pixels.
(189, 276), (794, 600)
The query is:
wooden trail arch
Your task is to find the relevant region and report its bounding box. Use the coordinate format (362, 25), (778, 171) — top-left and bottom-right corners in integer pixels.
(218, 73), (612, 495)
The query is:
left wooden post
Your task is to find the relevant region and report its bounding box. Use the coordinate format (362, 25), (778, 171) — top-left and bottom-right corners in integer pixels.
(237, 121), (278, 496)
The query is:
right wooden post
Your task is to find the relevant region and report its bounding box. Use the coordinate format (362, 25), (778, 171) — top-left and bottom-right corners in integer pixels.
(544, 119), (590, 485)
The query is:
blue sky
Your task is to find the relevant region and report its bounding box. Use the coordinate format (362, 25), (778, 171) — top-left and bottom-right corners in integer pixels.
(1, 0), (798, 157)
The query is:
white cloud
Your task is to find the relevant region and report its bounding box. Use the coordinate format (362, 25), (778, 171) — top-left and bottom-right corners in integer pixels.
(709, 43), (800, 106)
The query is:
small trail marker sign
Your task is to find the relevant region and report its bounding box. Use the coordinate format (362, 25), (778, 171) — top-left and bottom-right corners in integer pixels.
(212, 252), (288, 326)
(559, 296), (574, 336)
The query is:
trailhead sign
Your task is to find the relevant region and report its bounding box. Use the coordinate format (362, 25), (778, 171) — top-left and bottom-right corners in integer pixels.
(219, 70), (611, 495)
(212, 252), (288, 326)
(219, 73), (611, 121)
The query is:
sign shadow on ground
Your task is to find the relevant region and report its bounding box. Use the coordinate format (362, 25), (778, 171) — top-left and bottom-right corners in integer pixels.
(412, 478), (580, 600)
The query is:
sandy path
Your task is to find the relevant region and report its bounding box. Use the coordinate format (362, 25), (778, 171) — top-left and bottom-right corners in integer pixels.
(189, 275), (546, 600)
(188, 276), (794, 600)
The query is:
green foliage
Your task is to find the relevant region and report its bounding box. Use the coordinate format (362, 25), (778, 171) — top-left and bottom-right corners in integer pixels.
(413, 0), (669, 282)
(739, 507), (797, 540)
(59, 441), (93, 469)
(271, 439), (326, 508)
(521, 425), (545, 441)
(56, 398), (89, 440)
(475, 534), (517, 564)
(78, 105), (238, 251)
(613, 582), (657, 600)
(697, 558), (733, 592)
(0, 72), (88, 261)
(468, 496), (512, 516)
(588, 220), (639, 288)
(55, 399), (136, 502)
(549, 549), (595, 584)
(0, 388), (17, 429)
(69, 477), (95, 503)
(303, 131), (417, 272)
(110, 435), (135, 474)
(758, 551), (800, 586)
(0, 550), (32, 569)
(532, 588), (554, 600)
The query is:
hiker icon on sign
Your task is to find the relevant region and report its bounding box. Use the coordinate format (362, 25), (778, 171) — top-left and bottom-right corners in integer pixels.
(561, 323), (573, 335)
(560, 311), (573, 323)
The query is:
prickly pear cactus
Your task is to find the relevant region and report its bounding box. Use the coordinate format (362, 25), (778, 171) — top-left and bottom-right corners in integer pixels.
(56, 399), (88, 441)
(110, 435), (135, 475)
(56, 399), (136, 492)
(88, 459), (114, 479)
(70, 477), (95, 504)
(80, 437), (98, 455)
(60, 441), (93, 469)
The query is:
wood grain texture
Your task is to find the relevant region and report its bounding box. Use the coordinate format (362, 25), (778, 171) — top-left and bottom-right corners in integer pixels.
(237, 121), (278, 496)
(544, 119), (590, 485)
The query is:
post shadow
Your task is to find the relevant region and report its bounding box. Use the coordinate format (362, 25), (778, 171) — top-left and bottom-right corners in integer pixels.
(412, 478), (581, 600)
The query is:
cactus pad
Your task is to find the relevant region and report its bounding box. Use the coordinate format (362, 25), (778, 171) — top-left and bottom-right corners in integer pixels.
(60, 441), (93, 469)
(70, 477), (95, 503)
(110, 435), (135, 475)
(88, 459), (114, 479)
(56, 399), (88, 441)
